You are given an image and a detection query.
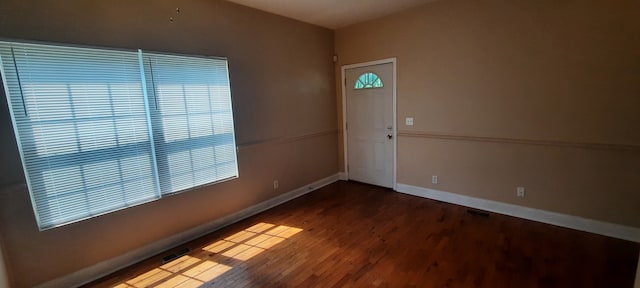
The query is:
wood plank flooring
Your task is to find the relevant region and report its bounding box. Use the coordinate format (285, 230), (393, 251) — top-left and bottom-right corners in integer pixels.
(87, 181), (639, 287)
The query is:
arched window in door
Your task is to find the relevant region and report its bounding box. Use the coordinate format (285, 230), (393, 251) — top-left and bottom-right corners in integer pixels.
(354, 72), (383, 89)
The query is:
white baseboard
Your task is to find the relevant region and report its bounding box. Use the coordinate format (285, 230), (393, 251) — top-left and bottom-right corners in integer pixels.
(396, 183), (640, 243)
(38, 173), (341, 288)
(338, 172), (348, 180)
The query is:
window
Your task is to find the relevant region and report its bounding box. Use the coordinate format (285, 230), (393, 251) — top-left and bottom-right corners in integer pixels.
(0, 41), (238, 229)
(143, 53), (237, 194)
(354, 72), (383, 89)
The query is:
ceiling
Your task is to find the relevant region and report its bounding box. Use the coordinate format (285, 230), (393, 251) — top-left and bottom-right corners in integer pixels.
(226, 0), (435, 29)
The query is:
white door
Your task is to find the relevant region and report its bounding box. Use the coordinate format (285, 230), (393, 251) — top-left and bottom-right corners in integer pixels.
(345, 63), (394, 188)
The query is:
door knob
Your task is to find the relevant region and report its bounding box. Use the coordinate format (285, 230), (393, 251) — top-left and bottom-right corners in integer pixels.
(387, 134), (393, 139)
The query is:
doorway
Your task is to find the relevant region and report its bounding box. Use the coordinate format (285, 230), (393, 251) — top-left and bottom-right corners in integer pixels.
(342, 59), (396, 189)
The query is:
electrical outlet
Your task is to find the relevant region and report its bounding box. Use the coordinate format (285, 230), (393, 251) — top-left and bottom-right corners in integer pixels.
(273, 180), (279, 189)
(431, 175), (438, 184)
(516, 187), (525, 198)
(405, 117), (414, 126)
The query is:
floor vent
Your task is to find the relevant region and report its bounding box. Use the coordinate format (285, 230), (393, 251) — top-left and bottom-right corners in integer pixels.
(161, 247), (192, 264)
(466, 209), (490, 218)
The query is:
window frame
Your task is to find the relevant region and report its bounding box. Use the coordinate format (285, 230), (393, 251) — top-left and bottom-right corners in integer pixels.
(354, 72), (384, 89)
(141, 51), (240, 196)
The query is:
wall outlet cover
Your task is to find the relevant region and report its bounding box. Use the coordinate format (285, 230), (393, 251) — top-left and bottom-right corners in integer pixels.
(405, 117), (414, 126)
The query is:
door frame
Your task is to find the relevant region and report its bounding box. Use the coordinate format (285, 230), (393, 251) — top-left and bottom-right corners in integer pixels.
(341, 58), (397, 190)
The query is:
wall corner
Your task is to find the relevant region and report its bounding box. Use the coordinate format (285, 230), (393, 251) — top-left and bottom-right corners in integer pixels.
(0, 235), (9, 288)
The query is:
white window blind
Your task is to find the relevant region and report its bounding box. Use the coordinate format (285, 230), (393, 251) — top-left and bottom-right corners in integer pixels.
(144, 53), (238, 194)
(0, 41), (238, 229)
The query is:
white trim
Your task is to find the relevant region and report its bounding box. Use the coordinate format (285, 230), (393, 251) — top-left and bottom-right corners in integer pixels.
(396, 183), (640, 243)
(391, 59), (397, 191)
(37, 173), (342, 288)
(341, 58), (398, 190)
(337, 172), (348, 181)
(341, 65), (348, 179)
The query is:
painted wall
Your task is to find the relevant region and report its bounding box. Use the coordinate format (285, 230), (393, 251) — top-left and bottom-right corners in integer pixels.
(0, 0), (337, 287)
(335, 0), (640, 228)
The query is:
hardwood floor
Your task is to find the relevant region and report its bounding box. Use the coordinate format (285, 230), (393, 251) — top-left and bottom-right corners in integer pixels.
(87, 181), (639, 287)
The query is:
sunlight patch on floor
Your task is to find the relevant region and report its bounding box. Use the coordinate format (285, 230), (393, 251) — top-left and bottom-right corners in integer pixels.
(112, 222), (302, 287)
(205, 223), (302, 261)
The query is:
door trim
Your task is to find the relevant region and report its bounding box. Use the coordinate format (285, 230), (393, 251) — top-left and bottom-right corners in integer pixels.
(341, 58), (397, 190)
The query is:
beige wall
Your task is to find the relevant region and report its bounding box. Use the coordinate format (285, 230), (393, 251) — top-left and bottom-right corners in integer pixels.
(336, 0), (640, 227)
(0, 0), (337, 287)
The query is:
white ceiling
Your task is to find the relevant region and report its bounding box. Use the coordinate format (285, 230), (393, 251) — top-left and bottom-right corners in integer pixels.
(226, 0), (435, 29)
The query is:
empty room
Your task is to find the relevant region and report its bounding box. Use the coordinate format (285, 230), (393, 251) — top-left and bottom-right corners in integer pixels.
(0, 0), (638, 287)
